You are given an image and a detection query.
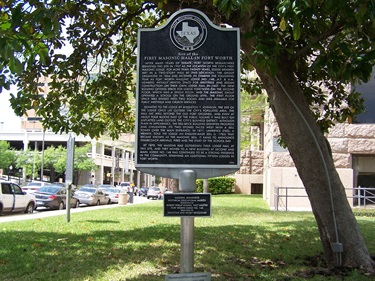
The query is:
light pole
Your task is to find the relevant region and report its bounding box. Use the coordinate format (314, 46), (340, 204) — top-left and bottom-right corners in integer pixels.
(7, 165), (13, 181)
(18, 168), (22, 184)
(40, 129), (45, 181)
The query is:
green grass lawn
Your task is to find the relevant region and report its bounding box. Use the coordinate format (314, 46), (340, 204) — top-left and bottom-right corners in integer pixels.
(0, 195), (374, 280)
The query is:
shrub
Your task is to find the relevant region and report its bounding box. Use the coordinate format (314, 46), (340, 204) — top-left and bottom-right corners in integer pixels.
(196, 177), (235, 194)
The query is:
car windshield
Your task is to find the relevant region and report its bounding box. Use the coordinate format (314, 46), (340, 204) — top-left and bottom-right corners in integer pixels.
(79, 187), (96, 193)
(28, 182), (42, 187)
(149, 187), (160, 191)
(37, 186), (61, 194)
(106, 188), (120, 193)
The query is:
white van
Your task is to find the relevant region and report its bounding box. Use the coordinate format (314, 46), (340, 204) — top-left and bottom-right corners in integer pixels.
(0, 180), (36, 215)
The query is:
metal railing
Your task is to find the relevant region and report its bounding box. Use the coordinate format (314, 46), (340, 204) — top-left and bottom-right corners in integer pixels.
(352, 187), (375, 207)
(274, 186), (375, 211)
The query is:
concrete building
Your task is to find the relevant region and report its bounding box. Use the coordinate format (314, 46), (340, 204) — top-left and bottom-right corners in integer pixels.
(235, 69), (375, 211)
(0, 76), (141, 186)
(0, 128), (139, 186)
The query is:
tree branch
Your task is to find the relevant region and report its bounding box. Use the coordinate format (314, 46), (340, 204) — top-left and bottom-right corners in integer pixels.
(293, 21), (345, 61)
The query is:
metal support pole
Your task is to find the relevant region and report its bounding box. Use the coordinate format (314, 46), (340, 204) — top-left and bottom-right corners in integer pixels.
(181, 217), (194, 273)
(66, 135), (75, 223)
(179, 170), (196, 274)
(40, 130), (45, 181)
(66, 183), (71, 221)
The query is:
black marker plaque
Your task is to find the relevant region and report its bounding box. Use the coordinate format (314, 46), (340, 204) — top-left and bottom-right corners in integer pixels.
(164, 193), (211, 217)
(136, 9), (240, 178)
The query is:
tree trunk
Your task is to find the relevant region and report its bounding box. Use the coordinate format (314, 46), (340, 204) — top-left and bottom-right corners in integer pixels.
(256, 58), (375, 271)
(156, 1), (374, 272)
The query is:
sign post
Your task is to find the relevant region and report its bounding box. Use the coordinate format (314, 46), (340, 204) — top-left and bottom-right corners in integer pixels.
(65, 135), (75, 222)
(136, 8), (240, 279)
(178, 170), (196, 273)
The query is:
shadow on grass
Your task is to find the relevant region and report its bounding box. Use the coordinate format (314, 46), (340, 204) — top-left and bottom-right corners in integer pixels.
(0, 196), (373, 281)
(0, 220), (321, 280)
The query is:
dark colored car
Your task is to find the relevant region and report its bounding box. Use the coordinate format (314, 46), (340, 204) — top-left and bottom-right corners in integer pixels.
(34, 185), (80, 210)
(138, 187), (149, 197)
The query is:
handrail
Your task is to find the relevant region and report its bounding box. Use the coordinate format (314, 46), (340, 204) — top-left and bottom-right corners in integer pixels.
(274, 186), (375, 211)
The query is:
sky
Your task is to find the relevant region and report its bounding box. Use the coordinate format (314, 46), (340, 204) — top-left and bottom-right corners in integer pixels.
(355, 67), (375, 123)
(0, 22), (73, 132)
(0, 86), (21, 131)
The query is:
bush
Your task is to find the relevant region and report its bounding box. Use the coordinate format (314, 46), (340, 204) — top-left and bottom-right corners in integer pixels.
(196, 177), (235, 194)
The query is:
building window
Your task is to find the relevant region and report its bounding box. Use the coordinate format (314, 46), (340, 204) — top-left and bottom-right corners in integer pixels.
(354, 67), (375, 124)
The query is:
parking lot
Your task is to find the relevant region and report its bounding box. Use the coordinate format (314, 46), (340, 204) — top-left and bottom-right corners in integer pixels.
(0, 195), (150, 223)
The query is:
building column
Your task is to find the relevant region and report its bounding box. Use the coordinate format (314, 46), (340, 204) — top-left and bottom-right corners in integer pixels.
(99, 143), (105, 184)
(91, 140), (97, 184)
(22, 136), (29, 186)
(121, 149), (125, 183)
(111, 146), (116, 185)
(130, 151), (134, 184)
(136, 170), (141, 188)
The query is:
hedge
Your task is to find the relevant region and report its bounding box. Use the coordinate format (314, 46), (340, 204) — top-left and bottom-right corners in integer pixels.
(196, 177), (235, 194)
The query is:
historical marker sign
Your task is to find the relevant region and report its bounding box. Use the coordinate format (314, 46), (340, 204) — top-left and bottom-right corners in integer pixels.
(136, 9), (240, 179)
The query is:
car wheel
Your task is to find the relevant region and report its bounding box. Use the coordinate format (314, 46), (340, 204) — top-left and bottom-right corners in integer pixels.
(0, 204), (3, 215)
(25, 202), (34, 214)
(108, 199), (111, 204)
(74, 201), (80, 208)
(96, 200), (100, 206)
(58, 202), (65, 210)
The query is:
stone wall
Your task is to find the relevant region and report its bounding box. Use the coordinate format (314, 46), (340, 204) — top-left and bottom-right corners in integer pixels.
(328, 123), (375, 168)
(238, 149), (264, 174)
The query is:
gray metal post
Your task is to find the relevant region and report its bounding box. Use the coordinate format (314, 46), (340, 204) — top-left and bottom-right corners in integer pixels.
(179, 170), (196, 273)
(66, 135), (75, 222)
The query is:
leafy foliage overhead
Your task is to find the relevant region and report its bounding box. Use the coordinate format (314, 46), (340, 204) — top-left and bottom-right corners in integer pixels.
(1, 0), (163, 139)
(0, 0), (374, 139)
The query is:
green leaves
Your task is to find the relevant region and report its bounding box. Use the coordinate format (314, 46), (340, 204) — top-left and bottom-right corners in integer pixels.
(0, 141), (16, 171)
(1, 0), (375, 140)
(9, 57), (23, 74)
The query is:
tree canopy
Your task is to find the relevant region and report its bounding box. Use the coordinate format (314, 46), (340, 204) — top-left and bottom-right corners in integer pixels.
(1, 0), (375, 273)
(15, 143), (96, 182)
(0, 140), (15, 171)
(1, 1), (374, 138)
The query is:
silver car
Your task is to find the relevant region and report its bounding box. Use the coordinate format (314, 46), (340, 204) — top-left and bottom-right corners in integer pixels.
(74, 187), (110, 206)
(103, 188), (122, 204)
(147, 187), (162, 200)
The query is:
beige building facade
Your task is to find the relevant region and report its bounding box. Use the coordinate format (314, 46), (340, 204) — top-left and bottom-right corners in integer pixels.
(235, 109), (375, 211)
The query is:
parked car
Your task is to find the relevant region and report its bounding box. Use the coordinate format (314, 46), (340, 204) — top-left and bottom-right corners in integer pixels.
(119, 182), (130, 188)
(22, 181), (49, 194)
(118, 182), (130, 192)
(138, 187), (149, 197)
(104, 188), (123, 204)
(98, 184), (116, 190)
(34, 185), (80, 210)
(74, 187), (110, 206)
(81, 184), (98, 188)
(147, 187), (162, 200)
(0, 180), (36, 215)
